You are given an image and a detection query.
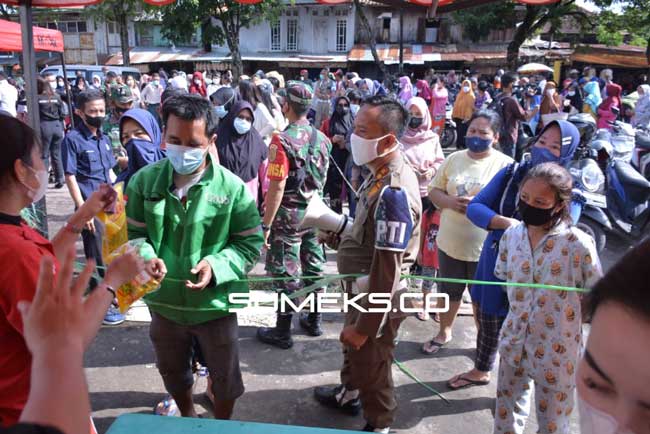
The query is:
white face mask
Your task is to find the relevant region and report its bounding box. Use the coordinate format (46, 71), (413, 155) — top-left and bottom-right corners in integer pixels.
(49, 81), (58, 90)
(205, 78), (213, 85)
(233, 117), (252, 135)
(547, 89), (556, 97)
(350, 133), (397, 166)
(350, 104), (360, 116)
(463, 86), (471, 93)
(23, 165), (48, 203)
(194, 79), (201, 85)
(578, 396), (635, 434)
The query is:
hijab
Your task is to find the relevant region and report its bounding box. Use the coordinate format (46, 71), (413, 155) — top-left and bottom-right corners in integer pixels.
(634, 84), (650, 127)
(540, 81), (561, 115)
(189, 71), (207, 97)
(216, 100), (268, 183)
(598, 83), (622, 113)
(374, 80), (387, 97)
(398, 76), (414, 104)
(363, 78), (376, 96)
(537, 119), (580, 166)
(329, 96), (354, 137)
(451, 79), (475, 120)
(116, 109), (165, 186)
(402, 97), (436, 146)
(583, 81), (602, 113)
(416, 80), (433, 101)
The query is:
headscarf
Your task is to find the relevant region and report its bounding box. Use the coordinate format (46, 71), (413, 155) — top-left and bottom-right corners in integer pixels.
(430, 81), (449, 117)
(598, 83), (622, 113)
(536, 119), (580, 167)
(446, 70), (458, 86)
(566, 82), (583, 113)
(583, 81), (602, 113)
(374, 80), (387, 97)
(363, 78), (376, 96)
(633, 84), (650, 127)
(116, 108), (165, 186)
(451, 79), (475, 120)
(398, 76), (414, 104)
(329, 96), (354, 137)
(189, 71), (207, 97)
(416, 79), (433, 101)
(402, 97), (436, 146)
(540, 81), (561, 115)
(216, 100), (268, 183)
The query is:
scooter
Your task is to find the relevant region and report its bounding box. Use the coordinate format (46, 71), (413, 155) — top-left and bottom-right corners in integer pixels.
(631, 127), (650, 180)
(437, 103), (457, 149)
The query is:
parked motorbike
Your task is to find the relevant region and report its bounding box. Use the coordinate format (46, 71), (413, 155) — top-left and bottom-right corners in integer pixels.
(631, 127), (650, 180)
(438, 103), (457, 149)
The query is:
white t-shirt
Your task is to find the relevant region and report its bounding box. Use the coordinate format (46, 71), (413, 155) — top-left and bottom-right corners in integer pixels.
(0, 80), (18, 117)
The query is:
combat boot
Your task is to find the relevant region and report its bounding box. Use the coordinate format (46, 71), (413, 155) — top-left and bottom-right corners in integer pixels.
(256, 313), (294, 349)
(299, 311), (323, 336)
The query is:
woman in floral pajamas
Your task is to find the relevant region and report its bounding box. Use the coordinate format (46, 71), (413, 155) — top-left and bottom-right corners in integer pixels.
(493, 163), (603, 434)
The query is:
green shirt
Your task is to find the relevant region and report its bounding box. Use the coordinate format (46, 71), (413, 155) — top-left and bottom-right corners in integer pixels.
(125, 156), (264, 325)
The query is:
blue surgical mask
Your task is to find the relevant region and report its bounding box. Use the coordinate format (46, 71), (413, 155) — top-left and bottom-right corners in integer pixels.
(233, 117), (252, 135)
(215, 105), (228, 119)
(530, 145), (560, 166)
(465, 136), (493, 153)
(166, 143), (207, 175)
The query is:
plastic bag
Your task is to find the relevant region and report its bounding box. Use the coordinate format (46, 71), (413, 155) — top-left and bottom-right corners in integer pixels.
(106, 239), (160, 313)
(97, 183), (159, 312)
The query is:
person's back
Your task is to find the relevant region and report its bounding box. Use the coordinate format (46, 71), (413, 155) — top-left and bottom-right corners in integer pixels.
(496, 74), (527, 158)
(0, 75), (18, 117)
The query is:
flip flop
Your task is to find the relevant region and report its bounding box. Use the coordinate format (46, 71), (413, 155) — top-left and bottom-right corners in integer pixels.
(421, 339), (448, 355)
(447, 375), (490, 390)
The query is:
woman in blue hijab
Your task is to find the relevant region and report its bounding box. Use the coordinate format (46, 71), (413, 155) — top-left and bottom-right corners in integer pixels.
(445, 119), (582, 390)
(115, 108), (165, 187)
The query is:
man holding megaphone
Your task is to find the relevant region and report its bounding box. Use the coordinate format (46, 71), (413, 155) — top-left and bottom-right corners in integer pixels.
(313, 96), (422, 434)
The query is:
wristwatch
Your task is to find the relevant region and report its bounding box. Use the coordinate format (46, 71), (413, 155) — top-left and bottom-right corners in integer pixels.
(261, 223), (271, 232)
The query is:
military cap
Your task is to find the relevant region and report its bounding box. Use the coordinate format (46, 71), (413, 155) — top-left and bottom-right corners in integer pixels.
(285, 81), (313, 106)
(111, 84), (133, 104)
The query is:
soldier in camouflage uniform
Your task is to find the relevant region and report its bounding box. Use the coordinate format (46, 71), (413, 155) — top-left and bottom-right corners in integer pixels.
(257, 81), (332, 349)
(103, 84), (132, 174)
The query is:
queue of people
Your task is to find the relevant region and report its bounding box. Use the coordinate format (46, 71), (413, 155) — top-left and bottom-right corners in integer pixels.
(0, 64), (649, 434)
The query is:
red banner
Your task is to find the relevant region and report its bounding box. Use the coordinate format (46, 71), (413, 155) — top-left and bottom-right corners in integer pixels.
(0, 18), (64, 53)
(0, 0), (103, 5)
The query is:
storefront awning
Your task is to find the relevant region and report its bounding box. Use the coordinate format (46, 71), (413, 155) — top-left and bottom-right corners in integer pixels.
(571, 44), (648, 68)
(0, 18), (64, 53)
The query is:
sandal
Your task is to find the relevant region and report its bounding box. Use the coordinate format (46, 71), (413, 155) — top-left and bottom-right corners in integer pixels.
(421, 339), (448, 355)
(447, 374), (490, 390)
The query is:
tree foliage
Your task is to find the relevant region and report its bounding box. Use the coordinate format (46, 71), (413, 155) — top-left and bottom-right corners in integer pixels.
(594, 0), (650, 63)
(159, 0), (284, 78)
(451, 2), (516, 43)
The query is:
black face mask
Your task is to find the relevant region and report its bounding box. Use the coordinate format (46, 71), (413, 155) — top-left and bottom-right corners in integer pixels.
(409, 117), (424, 129)
(336, 105), (349, 116)
(114, 107), (129, 117)
(84, 114), (104, 129)
(518, 200), (558, 227)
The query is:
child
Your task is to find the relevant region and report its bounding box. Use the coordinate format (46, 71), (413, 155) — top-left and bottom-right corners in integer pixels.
(415, 206), (441, 322)
(493, 162), (603, 434)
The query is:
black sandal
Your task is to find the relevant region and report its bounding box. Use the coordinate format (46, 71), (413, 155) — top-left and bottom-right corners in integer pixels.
(447, 375), (490, 390)
(421, 339), (447, 355)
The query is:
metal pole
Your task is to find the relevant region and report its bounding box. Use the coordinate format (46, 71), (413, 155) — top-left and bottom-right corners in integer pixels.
(399, 8), (404, 75)
(60, 52), (74, 129)
(20, 0), (49, 238)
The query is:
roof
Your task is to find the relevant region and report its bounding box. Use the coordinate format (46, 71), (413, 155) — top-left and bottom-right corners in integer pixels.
(348, 44), (443, 64)
(572, 44), (648, 68)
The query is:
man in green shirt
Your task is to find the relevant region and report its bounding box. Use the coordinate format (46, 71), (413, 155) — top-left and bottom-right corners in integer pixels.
(125, 94), (263, 420)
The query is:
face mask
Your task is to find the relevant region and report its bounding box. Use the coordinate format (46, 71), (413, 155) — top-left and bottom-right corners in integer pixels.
(166, 143), (207, 175)
(49, 81), (57, 90)
(320, 74), (325, 81)
(205, 78), (213, 85)
(547, 89), (556, 97)
(530, 145), (560, 166)
(336, 105), (350, 116)
(194, 79), (201, 85)
(409, 117), (424, 129)
(350, 104), (360, 116)
(568, 91), (576, 97)
(578, 396), (633, 434)
(463, 86), (471, 93)
(114, 107), (129, 117)
(84, 114), (104, 129)
(57, 81), (64, 87)
(350, 133), (397, 166)
(152, 80), (160, 86)
(466, 136), (493, 153)
(233, 117), (252, 135)
(518, 200), (558, 227)
(215, 105), (228, 119)
(23, 165), (48, 203)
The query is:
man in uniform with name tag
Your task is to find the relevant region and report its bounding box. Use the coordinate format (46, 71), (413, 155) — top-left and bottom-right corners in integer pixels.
(314, 96), (422, 433)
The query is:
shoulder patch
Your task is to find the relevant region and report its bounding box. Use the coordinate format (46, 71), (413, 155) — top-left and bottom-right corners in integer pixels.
(374, 186), (414, 252)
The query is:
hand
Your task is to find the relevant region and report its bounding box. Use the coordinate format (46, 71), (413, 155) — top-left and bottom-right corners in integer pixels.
(104, 250), (145, 289)
(186, 259), (212, 291)
(18, 248), (97, 357)
(263, 228), (271, 249)
(332, 134), (343, 145)
(79, 184), (118, 219)
(452, 196), (472, 214)
(504, 217), (520, 228)
(145, 258), (167, 281)
(84, 219), (95, 233)
(318, 230), (340, 250)
(340, 325), (368, 351)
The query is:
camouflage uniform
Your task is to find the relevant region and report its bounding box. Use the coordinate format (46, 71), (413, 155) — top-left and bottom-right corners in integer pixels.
(258, 82), (332, 349)
(103, 84), (132, 168)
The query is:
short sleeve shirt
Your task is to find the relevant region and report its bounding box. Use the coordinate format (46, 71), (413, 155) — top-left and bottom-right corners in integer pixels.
(266, 134), (289, 181)
(494, 222), (603, 390)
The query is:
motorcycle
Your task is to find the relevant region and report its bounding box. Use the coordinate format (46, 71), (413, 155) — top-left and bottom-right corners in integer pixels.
(631, 127), (650, 180)
(435, 103), (457, 149)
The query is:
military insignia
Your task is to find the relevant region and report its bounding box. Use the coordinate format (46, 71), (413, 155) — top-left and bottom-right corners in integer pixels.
(374, 186), (413, 252)
(269, 143), (278, 162)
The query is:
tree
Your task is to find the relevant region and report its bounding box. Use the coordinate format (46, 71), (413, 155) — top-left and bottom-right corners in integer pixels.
(352, 0), (387, 79)
(452, 0), (592, 70)
(86, 0), (145, 66)
(593, 0), (650, 65)
(159, 0), (284, 79)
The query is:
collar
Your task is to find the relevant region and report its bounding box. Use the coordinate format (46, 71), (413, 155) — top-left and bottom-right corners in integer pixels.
(0, 212), (22, 226)
(369, 151), (404, 176)
(77, 121), (102, 140)
(523, 221), (569, 248)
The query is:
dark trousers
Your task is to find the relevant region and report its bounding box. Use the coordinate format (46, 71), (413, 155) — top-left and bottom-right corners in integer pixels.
(81, 217), (105, 286)
(475, 308), (506, 372)
(454, 118), (469, 149)
(40, 120), (65, 184)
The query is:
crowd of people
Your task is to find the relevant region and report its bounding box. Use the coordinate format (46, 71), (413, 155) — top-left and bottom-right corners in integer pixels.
(0, 63), (649, 434)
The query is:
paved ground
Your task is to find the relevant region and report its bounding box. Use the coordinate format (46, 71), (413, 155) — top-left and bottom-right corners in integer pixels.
(43, 180), (629, 434)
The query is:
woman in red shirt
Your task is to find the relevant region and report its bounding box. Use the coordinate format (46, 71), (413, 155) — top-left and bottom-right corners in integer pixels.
(189, 72), (207, 98)
(0, 115), (143, 427)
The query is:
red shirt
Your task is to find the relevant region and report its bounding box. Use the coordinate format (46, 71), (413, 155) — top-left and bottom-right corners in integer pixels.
(266, 134), (290, 182)
(0, 222), (57, 427)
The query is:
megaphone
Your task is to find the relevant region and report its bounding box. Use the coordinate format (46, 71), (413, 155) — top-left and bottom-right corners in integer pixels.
(299, 194), (354, 236)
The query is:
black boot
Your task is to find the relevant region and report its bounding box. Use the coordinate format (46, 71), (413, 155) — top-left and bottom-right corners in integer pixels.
(257, 313), (293, 349)
(314, 384), (361, 416)
(299, 311), (323, 336)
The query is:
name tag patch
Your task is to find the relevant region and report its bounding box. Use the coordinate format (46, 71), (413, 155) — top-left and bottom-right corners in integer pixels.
(374, 186), (413, 252)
